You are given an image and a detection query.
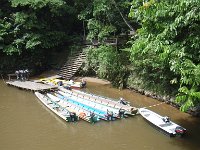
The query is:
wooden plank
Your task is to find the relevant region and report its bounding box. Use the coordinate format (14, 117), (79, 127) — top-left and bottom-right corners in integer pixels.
(6, 80), (57, 91)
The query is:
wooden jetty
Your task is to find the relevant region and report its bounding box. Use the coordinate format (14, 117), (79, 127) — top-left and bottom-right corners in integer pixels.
(6, 80), (57, 91)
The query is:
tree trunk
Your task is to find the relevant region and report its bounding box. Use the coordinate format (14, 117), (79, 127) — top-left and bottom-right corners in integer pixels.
(112, 0), (135, 33)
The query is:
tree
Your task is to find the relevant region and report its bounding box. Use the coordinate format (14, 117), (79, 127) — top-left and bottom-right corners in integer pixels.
(0, 0), (78, 55)
(0, 0), (82, 73)
(78, 0), (135, 42)
(129, 0), (200, 111)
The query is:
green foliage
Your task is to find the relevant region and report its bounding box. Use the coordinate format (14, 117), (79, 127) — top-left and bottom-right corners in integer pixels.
(87, 19), (116, 41)
(0, 0), (77, 55)
(129, 0), (200, 111)
(84, 45), (129, 88)
(0, 0), (81, 73)
(78, 0), (134, 42)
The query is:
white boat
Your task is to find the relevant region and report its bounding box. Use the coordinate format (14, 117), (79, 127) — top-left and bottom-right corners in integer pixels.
(35, 92), (78, 122)
(139, 108), (186, 137)
(59, 87), (138, 115)
(57, 90), (121, 120)
(47, 93), (100, 123)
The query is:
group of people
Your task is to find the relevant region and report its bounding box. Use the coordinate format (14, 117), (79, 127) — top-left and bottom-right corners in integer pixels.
(15, 69), (29, 81)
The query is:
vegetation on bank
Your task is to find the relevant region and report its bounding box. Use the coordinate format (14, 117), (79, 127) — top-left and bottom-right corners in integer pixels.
(0, 0), (200, 113)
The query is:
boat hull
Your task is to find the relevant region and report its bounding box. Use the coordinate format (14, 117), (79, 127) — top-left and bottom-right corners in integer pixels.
(35, 92), (77, 122)
(139, 108), (186, 137)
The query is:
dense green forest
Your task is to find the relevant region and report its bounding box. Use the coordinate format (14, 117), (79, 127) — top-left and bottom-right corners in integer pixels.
(0, 0), (200, 113)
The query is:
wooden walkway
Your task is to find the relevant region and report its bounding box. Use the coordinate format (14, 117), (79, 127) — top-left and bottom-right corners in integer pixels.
(6, 80), (57, 91)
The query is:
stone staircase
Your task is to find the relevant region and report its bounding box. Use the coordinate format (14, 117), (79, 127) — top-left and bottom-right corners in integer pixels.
(58, 50), (86, 80)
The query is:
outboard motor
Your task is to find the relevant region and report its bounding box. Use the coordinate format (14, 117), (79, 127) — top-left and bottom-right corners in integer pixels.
(19, 70), (24, 81)
(64, 85), (71, 90)
(69, 112), (78, 122)
(89, 112), (98, 123)
(119, 109), (125, 118)
(175, 126), (186, 136)
(15, 71), (19, 80)
(107, 110), (114, 121)
(24, 69), (29, 80)
(162, 116), (170, 123)
(119, 97), (130, 106)
(81, 80), (87, 88)
(57, 81), (63, 86)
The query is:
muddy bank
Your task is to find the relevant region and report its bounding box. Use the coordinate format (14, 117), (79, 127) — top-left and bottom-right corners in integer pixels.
(128, 87), (200, 117)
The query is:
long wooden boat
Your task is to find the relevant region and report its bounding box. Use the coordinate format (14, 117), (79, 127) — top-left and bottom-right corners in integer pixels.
(139, 108), (186, 137)
(35, 92), (78, 122)
(47, 93), (100, 123)
(56, 91), (120, 120)
(59, 87), (138, 115)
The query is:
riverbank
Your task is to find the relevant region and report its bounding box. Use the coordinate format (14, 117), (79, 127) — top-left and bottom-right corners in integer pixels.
(127, 86), (200, 117)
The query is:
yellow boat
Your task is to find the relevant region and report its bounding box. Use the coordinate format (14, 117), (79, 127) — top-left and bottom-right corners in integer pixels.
(40, 78), (86, 89)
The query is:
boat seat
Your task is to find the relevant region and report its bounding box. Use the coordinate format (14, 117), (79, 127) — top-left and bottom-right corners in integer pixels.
(144, 114), (150, 117)
(159, 123), (172, 127)
(52, 105), (59, 108)
(47, 101), (53, 104)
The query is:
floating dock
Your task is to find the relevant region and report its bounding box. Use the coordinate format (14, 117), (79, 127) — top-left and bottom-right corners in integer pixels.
(6, 80), (57, 91)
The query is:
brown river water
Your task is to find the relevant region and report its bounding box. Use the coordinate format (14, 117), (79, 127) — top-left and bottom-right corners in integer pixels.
(0, 80), (200, 150)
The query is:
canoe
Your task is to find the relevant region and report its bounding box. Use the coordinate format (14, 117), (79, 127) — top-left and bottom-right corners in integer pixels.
(47, 93), (100, 123)
(57, 91), (120, 120)
(35, 92), (78, 122)
(59, 87), (138, 115)
(139, 108), (186, 137)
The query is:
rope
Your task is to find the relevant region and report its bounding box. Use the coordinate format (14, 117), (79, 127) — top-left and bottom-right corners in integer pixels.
(142, 102), (165, 109)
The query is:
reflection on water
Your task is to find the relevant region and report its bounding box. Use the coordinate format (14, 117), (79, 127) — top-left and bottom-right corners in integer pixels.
(0, 80), (200, 150)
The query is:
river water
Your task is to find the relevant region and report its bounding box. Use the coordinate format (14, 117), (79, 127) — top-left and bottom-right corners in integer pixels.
(0, 80), (200, 150)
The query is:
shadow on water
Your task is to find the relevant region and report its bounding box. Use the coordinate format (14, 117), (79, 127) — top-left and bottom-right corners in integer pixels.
(0, 80), (200, 150)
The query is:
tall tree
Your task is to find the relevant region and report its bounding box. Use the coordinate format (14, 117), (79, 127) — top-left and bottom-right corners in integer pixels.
(129, 0), (200, 111)
(0, 0), (79, 55)
(78, 0), (135, 42)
